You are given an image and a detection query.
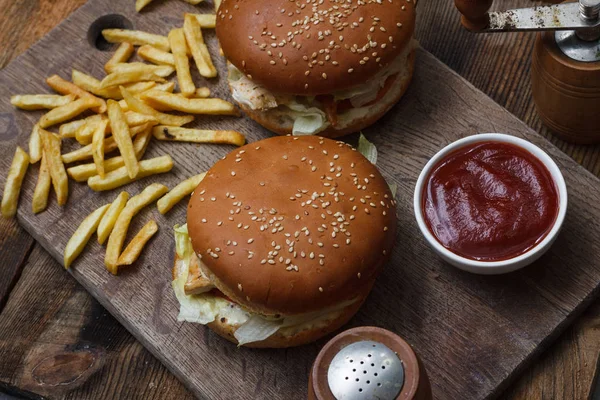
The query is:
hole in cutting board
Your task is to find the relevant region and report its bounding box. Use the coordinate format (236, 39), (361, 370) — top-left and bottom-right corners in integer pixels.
(87, 14), (133, 51)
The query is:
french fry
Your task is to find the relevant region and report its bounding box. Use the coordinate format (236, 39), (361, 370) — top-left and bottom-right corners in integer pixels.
(100, 68), (165, 90)
(72, 69), (110, 96)
(39, 129), (68, 206)
(110, 62), (174, 78)
(168, 28), (195, 96)
(214, 0), (222, 12)
(92, 119), (109, 179)
(138, 45), (175, 66)
(67, 129), (152, 182)
(120, 86), (194, 127)
(117, 219), (158, 266)
(75, 112), (155, 140)
(68, 158), (123, 182)
(136, 0), (155, 12)
(102, 29), (170, 52)
(46, 74), (106, 113)
(32, 154), (52, 214)
(152, 82), (176, 93)
(107, 100), (139, 179)
(132, 128), (153, 160)
(39, 97), (99, 129)
(105, 42), (134, 73)
(75, 114), (105, 145)
(11, 94), (76, 110)
(62, 123), (150, 164)
(184, 14), (217, 78)
(29, 124), (43, 163)
(194, 87), (210, 98)
(59, 119), (86, 138)
(88, 155), (173, 191)
(192, 14), (217, 28)
(64, 204), (110, 268)
(116, 82), (175, 112)
(123, 111), (158, 127)
(1, 146), (29, 217)
(141, 90), (238, 115)
(157, 172), (206, 214)
(153, 126), (245, 146)
(105, 183), (168, 273)
(72, 69), (156, 99)
(98, 191), (129, 245)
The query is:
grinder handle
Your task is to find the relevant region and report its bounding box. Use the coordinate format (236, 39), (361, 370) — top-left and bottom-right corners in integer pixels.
(454, 0), (493, 31)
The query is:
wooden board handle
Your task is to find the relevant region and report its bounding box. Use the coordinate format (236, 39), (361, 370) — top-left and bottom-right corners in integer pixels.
(454, 0), (493, 31)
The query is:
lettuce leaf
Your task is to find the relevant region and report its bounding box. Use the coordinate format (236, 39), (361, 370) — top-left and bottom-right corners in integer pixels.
(388, 182), (397, 199)
(174, 223), (192, 259)
(234, 315), (284, 346)
(358, 133), (378, 164)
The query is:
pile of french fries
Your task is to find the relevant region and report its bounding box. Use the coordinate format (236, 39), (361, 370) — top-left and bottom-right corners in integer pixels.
(2, 13), (243, 275)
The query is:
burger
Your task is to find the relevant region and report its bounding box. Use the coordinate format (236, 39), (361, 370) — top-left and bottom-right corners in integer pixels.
(215, 0), (417, 138)
(171, 135), (397, 347)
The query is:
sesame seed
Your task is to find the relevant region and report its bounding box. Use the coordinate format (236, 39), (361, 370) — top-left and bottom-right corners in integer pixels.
(238, 283), (243, 291)
(318, 287), (324, 292)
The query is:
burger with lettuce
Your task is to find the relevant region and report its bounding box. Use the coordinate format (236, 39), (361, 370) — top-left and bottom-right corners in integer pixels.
(171, 135), (396, 347)
(216, 0), (417, 138)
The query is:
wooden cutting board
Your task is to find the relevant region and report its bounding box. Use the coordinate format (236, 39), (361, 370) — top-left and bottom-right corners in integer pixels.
(1, 1), (600, 399)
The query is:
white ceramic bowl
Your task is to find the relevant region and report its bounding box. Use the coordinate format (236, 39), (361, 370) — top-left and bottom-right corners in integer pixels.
(413, 133), (568, 275)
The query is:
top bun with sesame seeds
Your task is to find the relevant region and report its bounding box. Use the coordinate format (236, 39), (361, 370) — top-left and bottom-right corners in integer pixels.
(186, 135), (397, 320)
(217, 0), (416, 95)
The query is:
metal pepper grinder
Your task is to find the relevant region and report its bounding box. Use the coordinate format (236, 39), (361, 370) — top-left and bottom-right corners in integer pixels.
(455, 0), (600, 144)
(308, 327), (432, 400)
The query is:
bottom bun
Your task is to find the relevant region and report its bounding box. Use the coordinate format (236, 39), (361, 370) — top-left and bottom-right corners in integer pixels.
(173, 253), (369, 348)
(239, 49), (416, 139)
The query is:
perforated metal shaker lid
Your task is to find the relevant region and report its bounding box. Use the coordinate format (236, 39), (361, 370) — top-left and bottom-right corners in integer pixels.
(308, 326), (432, 400)
(327, 340), (404, 400)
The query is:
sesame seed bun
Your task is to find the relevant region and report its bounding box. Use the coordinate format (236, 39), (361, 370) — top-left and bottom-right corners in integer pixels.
(172, 252), (371, 348)
(186, 136), (397, 317)
(237, 49), (415, 138)
(216, 0), (416, 95)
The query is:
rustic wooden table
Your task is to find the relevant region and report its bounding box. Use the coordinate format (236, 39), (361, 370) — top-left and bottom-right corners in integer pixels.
(0, 0), (598, 399)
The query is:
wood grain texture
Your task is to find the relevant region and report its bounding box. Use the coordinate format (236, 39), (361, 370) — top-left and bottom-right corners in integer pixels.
(0, 244), (194, 400)
(0, 1), (599, 400)
(0, 218), (34, 311)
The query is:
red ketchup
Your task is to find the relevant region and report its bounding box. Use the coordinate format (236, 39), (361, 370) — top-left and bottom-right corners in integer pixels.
(422, 141), (559, 261)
